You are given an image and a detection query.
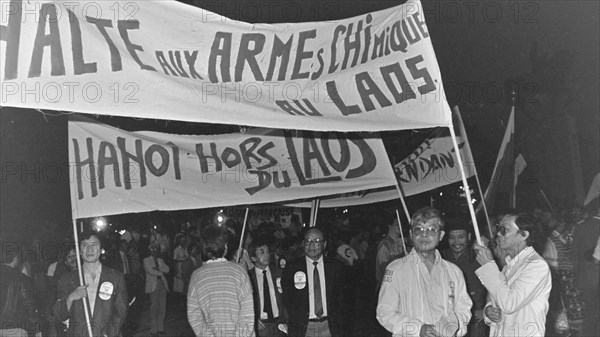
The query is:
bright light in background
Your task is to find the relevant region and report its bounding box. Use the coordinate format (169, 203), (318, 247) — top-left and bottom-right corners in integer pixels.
(93, 218), (107, 231)
(215, 209), (227, 226)
(118, 230), (126, 235)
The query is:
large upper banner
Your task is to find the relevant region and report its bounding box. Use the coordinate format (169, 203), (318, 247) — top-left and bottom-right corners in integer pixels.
(2, 0), (451, 131)
(68, 118), (396, 218)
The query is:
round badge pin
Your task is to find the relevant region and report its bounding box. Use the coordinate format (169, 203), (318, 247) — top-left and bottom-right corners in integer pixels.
(99, 281), (114, 300)
(294, 271), (306, 289)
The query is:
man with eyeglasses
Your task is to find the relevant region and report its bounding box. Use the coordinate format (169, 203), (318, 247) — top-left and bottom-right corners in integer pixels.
(281, 228), (346, 337)
(474, 212), (551, 337)
(377, 207), (472, 337)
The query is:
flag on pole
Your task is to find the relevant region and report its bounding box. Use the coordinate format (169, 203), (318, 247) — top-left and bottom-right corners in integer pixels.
(512, 153), (527, 208)
(514, 154), (527, 185)
(453, 106), (493, 237)
(452, 108), (475, 167)
(479, 107), (515, 214)
(583, 173), (600, 206)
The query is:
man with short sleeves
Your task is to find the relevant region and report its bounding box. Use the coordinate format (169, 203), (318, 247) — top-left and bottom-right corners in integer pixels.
(377, 207), (472, 337)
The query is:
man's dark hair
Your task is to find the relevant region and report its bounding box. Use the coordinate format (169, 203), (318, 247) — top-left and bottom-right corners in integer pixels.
(512, 212), (545, 253)
(79, 231), (101, 247)
(410, 206), (445, 230)
(201, 225), (229, 260)
(247, 236), (273, 259)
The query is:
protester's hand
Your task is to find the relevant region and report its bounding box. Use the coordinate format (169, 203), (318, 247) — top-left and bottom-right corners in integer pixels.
(480, 236), (490, 247)
(485, 306), (502, 323)
(257, 320), (265, 330)
(474, 309), (484, 323)
(68, 285), (88, 302)
(474, 244), (494, 265)
(420, 324), (441, 337)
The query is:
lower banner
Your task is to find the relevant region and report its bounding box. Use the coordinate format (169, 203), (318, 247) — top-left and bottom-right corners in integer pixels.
(285, 129), (475, 208)
(68, 117), (395, 218)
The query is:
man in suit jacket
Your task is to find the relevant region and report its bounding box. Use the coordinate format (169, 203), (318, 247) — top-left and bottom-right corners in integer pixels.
(54, 232), (128, 337)
(282, 228), (346, 337)
(248, 239), (286, 337)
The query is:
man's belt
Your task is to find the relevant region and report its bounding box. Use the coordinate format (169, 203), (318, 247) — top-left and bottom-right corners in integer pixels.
(308, 317), (328, 323)
(260, 317), (280, 323)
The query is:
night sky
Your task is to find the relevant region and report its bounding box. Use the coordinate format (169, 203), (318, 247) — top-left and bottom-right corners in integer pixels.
(1, 0), (598, 242)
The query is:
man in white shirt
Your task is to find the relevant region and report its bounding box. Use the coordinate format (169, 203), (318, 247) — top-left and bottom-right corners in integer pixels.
(377, 206), (472, 337)
(474, 212), (551, 337)
(248, 239), (285, 337)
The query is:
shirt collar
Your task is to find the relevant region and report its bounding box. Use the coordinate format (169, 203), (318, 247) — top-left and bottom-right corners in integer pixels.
(409, 248), (442, 264)
(306, 255), (324, 265)
(505, 246), (534, 267)
(255, 265), (270, 275)
(206, 257), (227, 264)
(83, 262), (102, 275)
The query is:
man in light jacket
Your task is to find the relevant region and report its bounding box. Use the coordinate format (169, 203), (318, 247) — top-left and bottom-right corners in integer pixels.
(474, 212), (551, 337)
(377, 207), (472, 337)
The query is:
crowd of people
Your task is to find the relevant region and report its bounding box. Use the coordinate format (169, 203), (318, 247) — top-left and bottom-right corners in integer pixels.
(1, 202), (599, 337)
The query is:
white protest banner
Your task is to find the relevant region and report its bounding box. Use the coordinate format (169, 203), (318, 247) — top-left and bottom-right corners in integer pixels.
(285, 132), (475, 207)
(394, 133), (475, 197)
(2, 0), (451, 132)
(68, 118), (396, 218)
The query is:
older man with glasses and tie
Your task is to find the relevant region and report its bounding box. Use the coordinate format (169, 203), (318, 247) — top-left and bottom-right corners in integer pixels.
(282, 227), (347, 337)
(377, 207), (472, 337)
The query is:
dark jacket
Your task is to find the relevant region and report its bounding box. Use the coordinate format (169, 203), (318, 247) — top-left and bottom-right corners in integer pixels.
(573, 215), (600, 290)
(281, 258), (346, 337)
(54, 265), (128, 337)
(249, 266), (287, 336)
(441, 247), (487, 311)
(0, 264), (39, 333)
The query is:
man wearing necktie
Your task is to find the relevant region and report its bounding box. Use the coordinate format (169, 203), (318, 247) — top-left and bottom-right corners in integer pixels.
(282, 228), (347, 337)
(248, 239), (286, 337)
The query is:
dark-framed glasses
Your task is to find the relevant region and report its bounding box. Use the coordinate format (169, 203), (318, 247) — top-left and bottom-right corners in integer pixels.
(412, 227), (440, 236)
(303, 238), (325, 246)
(496, 225), (511, 236)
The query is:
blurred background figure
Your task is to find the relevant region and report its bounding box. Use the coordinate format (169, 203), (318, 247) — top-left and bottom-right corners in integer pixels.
(143, 243), (170, 337)
(1, 243), (40, 337)
(45, 245), (77, 337)
(441, 218), (488, 337)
